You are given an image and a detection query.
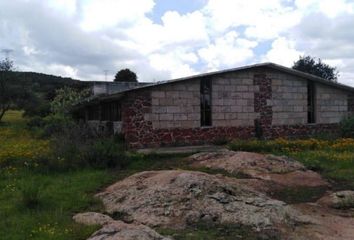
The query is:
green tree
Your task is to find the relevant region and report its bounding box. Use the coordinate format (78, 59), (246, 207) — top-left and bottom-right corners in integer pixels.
(114, 68), (137, 82)
(292, 55), (339, 82)
(0, 58), (15, 121)
(50, 87), (91, 115)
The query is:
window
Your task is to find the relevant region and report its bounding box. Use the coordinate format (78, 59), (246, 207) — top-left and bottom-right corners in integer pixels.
(200, 78), (212, 126)
(307, 82), (316, 123)
(101, 102), (122, 121)
(88, 105), (100, 120)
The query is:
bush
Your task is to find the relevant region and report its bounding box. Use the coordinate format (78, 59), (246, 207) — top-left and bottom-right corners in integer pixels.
(42, 119), (127, 171)
(42, 114), (76, 137)
(26, 116), (46, 130)
(86, 138), (128, 169)
(340, 116), (354, 138)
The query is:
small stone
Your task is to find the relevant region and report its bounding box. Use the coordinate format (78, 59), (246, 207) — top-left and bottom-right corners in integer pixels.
(73, 212), (113, 226)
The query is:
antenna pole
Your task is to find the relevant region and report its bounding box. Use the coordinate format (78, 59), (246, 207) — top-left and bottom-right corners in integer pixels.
(103, 70), (109, 81)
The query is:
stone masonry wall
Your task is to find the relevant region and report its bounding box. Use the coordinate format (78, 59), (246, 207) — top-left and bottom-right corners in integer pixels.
(316, 84), (349, 123)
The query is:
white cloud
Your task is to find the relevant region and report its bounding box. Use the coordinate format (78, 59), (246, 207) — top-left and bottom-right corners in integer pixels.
(295, 0), (354, 18)
(198, 31), (257, 70)
(2, 0), (354, 86)
(122, 10), (209, 55)
(263, 37), (303, 66)
(149, 49), (199, 79)
(80, 0), (155, 31)
(47, 0), (77, 16)
(203, 0), (300, 40)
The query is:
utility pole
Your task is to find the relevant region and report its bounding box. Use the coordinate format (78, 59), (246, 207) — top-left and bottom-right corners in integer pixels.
(103, 70), (109, 81)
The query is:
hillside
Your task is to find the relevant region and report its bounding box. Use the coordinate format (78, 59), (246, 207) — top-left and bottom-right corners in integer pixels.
(9, 71), (91, 99)
(3, 71), (94, 117)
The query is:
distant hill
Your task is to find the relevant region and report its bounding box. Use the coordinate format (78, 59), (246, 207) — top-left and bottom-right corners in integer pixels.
(10, 71), (92, 99)
(4, 71), (94, 117)
(6, 71), (93, 102)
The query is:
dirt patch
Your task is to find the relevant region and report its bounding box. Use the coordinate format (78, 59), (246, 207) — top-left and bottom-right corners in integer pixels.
(289, 203), (354, 240)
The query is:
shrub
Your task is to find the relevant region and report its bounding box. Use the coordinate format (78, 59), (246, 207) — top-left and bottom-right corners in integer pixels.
(26, 116), (46, 130)
(85, 138), (128, 169)
(340, 116), (354, 138)
(42, 114), (76, 137)
(43, 120), (127, 171)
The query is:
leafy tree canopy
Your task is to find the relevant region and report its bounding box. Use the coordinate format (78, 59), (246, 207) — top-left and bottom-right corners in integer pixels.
(114, 68), (137, 82)
(292, 55), (339, 82)
(0, 59), (22, 121)
(51, 87), (91, 116)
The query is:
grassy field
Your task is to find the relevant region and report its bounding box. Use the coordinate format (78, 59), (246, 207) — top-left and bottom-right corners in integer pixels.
(0, 111), (114, 240)
(1, 111), (354, 240)
(229, 138), (354, 189)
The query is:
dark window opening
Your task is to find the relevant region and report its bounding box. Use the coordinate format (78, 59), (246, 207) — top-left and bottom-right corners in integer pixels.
(307, 82), (316, 124)
(88, 105), (100, 120)
(101, 102), (122, 121)
(200, 78), (212, 126)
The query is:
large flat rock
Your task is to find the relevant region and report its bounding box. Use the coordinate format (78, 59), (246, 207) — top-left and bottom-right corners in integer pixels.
(96, 170), (307, 235)
(189, 151), (329, 189)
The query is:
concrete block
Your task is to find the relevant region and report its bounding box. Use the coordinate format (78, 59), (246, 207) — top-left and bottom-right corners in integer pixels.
(153, 106), (167, 114)
(174, 113), (188, 121)
(180, 91), (193, 99)
(152, 91), (165, 98)
(187, 113), (200, 120)
(225, 113), (237, 119)
(167, 106), (180, 113)
(213, 113), (225, 120)
(165, 91), (180, 98)
(231, 105), (242, 112)
(236, 85), (248, 92)
(152, 98), (159, 106)
(242, 106), (254, 113)
(159, 114), (173, 121)
(172, 84), (186, 91)
(242, 92), (253, 99)
(144, 113), (159, 121)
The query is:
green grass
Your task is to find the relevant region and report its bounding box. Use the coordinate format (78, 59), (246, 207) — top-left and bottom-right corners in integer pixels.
(0, 168), (114, 240)
(0, 111), (117, 239)
(229, 138), (354, 189)
(2, 110), (354, 239)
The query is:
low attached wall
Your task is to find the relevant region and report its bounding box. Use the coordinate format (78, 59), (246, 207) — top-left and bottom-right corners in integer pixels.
(87, 120), (122, 135)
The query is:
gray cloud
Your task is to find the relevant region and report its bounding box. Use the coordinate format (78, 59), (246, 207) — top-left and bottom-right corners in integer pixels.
(0, 0), (162, 81)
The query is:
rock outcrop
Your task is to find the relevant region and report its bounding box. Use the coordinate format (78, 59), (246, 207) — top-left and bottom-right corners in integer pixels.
(189, 151), (329, 189)
(96, 170), (307, 235)
(317, 190), (354, 209)
(73, 212), (171, 240)
(75, 151), (354, 240)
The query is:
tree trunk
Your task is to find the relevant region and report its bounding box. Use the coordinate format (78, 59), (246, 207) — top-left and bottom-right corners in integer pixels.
(0, 105), (10, 122)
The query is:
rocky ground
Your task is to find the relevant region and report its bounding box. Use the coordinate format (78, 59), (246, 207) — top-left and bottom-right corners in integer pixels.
(74, 151), (354, 240)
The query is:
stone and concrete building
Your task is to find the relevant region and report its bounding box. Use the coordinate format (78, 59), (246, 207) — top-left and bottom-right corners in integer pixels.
(73, 63), (354, 148)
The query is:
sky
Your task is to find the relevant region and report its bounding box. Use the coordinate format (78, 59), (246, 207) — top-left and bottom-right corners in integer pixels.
(1, 0), (354, 86)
